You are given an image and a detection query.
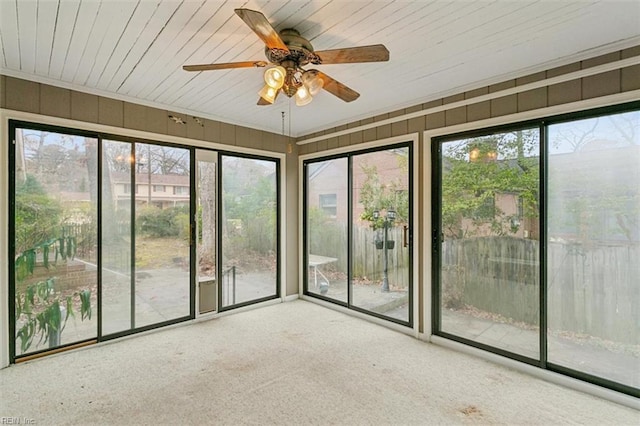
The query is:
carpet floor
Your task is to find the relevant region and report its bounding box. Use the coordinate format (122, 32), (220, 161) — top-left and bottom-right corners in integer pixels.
(1, 300), (638, 425)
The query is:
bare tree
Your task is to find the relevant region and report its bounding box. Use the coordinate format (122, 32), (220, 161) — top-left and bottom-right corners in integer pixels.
(149, 146), (189, 175)
(199, 162), (216, 276)
(608, 113), (638, 145)
(552, 118), (599, 152)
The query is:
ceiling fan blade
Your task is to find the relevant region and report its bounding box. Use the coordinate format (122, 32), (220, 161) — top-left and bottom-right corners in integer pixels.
(315, 70), (360, 102)
(183, 61), (267, 72)
(235, 8), (289, 52)
(315, 44), (389, 64)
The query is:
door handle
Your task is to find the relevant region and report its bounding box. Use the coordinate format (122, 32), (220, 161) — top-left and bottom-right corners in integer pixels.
(403, 225), (409, 247)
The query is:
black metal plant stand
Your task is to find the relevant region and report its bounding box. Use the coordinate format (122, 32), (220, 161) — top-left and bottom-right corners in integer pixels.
(373, 210), (396, 292)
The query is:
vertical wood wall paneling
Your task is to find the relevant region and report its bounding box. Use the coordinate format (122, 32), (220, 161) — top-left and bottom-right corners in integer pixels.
(220, 122), (236, 146)
(40, 85), (71, 119)
(5, 77), (39, 113)
(146, 106), (168, 135)
(444, 94), (466, 127)
(621, 46), (640, 92)
(203, 119), (221, 143)
(465, 87), (491, 122)
(0, 76), (6, 107)
(98, 97), (124, 127)
(123, 102), (147, 132)
(489, 80), (518, 118)
(186, 115), (205, 141)
(547, 63), (582, 107)
(167, 112), (187, 138)
(70, 91), (99, 123)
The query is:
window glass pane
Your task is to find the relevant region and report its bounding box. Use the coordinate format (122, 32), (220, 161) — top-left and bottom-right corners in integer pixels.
(133, 143), (191, 327)
(439, 129), (540, 359)
(221, 156), (278, 307)
(14, 128), (98, 355)
(306, 158), (348, 303)
(547, 110), (640, 388)
(102, 140), (133, 334)
(352, 148), (410, 322)
(196, 151), (217, 314)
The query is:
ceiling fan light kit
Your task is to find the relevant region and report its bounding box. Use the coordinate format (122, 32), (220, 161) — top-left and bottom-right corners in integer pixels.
(258, 84), (279, 104)
(302, 70), (324, 96)
(264, 66), (286, 89)
(182, 8), (389, 107)
(295, 85), (313, 106)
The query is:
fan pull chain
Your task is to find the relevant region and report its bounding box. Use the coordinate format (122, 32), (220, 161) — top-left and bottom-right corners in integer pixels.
(288, 100), (292, 138)
(283, 108), (293, 154)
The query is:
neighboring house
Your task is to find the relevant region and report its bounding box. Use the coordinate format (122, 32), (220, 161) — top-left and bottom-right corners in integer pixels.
(455, 191), (540, 240)
(451, 142), (638, 243)
(110, 172), (190, 209)
(307, 149), (409, 224)
(56, 173), (190, 226)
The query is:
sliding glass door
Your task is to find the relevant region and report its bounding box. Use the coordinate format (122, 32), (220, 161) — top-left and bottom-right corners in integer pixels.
(304, 143), (413, 326)
(306, 158), (348, 303)
(133, 143), (191, 327)
(11, 125), (98, 356)
(351, 148), (411, 322)
(547, 111), (639, 390)
(219, 154), (279, 309)
(434, 104), (640, 396)
(437, 128), (541, 360)
(101, 140), (133, 335)
(10, 123), (194, 359)
(101, 140), (192, 335)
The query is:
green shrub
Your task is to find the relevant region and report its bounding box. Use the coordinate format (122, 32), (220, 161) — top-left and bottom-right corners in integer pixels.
(15, 175), (62, 253)
(137, 205), (189, 238)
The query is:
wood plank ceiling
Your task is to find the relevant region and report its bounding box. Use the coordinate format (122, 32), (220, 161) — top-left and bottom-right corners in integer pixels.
(1, 1), (639, 137)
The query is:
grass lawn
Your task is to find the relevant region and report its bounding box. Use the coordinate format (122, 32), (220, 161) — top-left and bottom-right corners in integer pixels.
(135, 236), (189, 269)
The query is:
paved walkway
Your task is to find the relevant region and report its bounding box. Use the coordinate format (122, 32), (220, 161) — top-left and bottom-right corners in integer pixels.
(442, 308), (639, 389)
(307, 279), (410, 321)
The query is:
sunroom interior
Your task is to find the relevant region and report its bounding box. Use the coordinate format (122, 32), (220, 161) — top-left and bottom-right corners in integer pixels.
(1, 0), (639, 416)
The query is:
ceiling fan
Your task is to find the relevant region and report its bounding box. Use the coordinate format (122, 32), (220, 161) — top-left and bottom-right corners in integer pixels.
(182, 8), (390, 106)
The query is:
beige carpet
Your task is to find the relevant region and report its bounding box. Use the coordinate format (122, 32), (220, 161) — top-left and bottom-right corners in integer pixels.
(1, 300), (638, 425)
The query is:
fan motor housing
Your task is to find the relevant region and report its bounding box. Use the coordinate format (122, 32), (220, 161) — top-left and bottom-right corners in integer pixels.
(265, 28), (320, 66)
